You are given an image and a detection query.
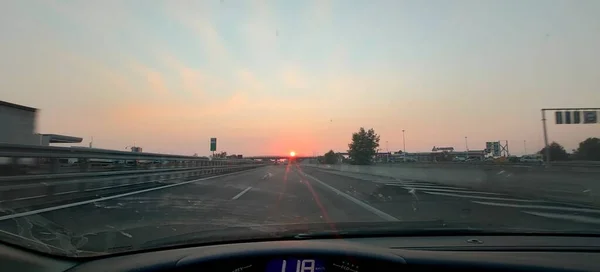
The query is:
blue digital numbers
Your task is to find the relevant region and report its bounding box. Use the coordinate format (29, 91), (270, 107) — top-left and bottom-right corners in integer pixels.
(266, 258), (325, 272)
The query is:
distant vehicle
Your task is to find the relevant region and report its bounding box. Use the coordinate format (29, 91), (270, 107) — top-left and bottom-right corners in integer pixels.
(520, 155), (543, 164)
(452, 157), (467, 162)
(404, 157), (417, 162)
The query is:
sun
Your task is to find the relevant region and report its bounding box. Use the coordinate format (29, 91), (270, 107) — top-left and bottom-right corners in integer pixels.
(290, 151), (296, 157)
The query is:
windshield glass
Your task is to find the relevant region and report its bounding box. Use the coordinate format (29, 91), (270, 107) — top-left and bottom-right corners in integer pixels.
(1, 1), (599, 257)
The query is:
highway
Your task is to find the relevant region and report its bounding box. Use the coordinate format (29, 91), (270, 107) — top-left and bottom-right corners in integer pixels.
(0, 163), (599, 254)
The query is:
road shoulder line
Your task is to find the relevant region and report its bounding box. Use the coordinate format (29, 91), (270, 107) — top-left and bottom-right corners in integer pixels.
(298, 170), (399, 222)
(0, 168), (263, 221)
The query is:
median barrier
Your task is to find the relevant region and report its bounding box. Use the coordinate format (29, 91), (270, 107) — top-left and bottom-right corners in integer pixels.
(306, 163), (600, 207)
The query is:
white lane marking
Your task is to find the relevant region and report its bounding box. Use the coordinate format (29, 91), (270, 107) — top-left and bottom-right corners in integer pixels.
(299, 172), (399, 222)
(232, 186), (252, 200)
(522, 211), (600, 225)
(83, 184), (135, 192)
(0, 168), (261, 221)
(387, 183), (467, 190)
(54, 190), (78, 196)
(13, 195), (47, 201)
(388, 184), (503, 195)
(396, 186), (503, 195)
(472, 201), (600, 214)
(421, 191), (541, 202)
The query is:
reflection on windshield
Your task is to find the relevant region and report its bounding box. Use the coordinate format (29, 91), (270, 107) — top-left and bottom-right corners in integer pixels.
(0, 1), (600, 257)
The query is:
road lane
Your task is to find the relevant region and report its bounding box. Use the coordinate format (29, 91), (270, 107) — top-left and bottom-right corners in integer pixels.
(1, 163), (599, 255)
(297, 165), (600, 231)
(0, 165), (382, 253)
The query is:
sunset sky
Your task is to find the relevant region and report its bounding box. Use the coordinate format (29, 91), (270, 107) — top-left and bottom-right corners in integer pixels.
(1, 0), (599, 156)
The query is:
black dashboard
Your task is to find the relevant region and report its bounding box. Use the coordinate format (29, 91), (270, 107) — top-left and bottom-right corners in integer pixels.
(2, 236), (600, 271)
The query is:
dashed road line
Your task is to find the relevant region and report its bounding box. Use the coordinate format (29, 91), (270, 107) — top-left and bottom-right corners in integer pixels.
(232, 186), (252, 200)
(13, 195), (47, 201)
(54, 190), (78, 196)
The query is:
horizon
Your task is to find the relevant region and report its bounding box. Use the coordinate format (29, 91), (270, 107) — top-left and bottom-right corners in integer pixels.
(2, 1), (599, 156)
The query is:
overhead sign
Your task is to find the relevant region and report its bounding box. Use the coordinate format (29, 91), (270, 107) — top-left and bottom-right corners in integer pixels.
(210, 138), (217, 151)
(493, 142), (501, 156)
(555, 110), (597, 124)
(564, 111), (572, 124)
(574, 111), (581, 124)
(486, 141), (501, 156)
(432, 146), (454, 152)
(555, 111), (563, 124)
(584, 111), (597, 124)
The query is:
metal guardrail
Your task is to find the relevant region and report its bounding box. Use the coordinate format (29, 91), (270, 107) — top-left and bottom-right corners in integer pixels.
(0, 144), (261, 176)
(0, 164), (265, 210)
(0, 143), (225, 161)
(374, 160), (600, 168)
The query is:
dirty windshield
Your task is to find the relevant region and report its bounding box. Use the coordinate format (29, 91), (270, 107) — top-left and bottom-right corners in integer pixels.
(1, 1), (599, 257)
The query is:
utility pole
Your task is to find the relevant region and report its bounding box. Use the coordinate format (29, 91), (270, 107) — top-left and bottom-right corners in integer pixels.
(402, 130), (406, 162)
(541, 109), (550, 164)
(465, 136), (469, 158)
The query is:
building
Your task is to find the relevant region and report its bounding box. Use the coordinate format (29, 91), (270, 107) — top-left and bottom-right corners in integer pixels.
(0, 100), (39, 145)
(0, 100), (82, 146)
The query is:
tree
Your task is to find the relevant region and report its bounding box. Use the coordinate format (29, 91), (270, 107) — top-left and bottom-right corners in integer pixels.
(348, 127), (380, 165)
(212, 151), (227, 159)
(573, 137), (600, 161)
(323, 150), (338, 164)
(538, 142), (569, 161)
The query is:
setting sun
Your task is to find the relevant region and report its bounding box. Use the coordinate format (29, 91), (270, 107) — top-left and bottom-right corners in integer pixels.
(290, 151), (296, 157)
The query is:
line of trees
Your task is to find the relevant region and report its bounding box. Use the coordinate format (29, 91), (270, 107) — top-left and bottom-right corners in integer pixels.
(538, 137), (600, 161)
(335, 128), (600, 164)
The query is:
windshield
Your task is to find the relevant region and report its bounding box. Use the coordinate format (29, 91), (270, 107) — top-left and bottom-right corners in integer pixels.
(1, 1), (599, 257)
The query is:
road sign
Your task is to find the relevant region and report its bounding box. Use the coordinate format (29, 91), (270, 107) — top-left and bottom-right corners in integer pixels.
(574, 111), (581, 124)
(492, 142), (501, 156)
(555, 111), (563, 124)
(583, 111), (597, 124)
(485, 142), (493, 151)
(210, 138), (217, 151)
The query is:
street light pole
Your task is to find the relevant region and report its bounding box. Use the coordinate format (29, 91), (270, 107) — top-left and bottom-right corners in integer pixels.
(524, 140), (527, 154)
(541, 109), (550, 164)
(402, 130), (406, 162)
(465, 136), (469, 158)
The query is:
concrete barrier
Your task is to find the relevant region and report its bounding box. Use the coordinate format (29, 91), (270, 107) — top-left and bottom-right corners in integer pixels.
(306, 163), (600, 207)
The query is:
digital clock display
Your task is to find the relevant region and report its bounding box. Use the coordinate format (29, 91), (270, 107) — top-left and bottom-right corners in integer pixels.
(266, 258), (326, 272)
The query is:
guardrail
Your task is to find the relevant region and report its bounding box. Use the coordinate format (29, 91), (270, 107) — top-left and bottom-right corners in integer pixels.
(0, 143), (261, 176)
(0, 144), (268, 211)
(370, 160), (600, 168)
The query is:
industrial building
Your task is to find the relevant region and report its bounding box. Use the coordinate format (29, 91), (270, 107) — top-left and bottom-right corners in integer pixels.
(0, 100), (82, 146)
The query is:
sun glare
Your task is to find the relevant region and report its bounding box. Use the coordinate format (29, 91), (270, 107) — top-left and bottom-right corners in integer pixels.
(290, 151), (296, 157)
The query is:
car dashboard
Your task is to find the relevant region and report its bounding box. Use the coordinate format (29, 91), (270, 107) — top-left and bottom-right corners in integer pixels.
(2, 235), (600, 271)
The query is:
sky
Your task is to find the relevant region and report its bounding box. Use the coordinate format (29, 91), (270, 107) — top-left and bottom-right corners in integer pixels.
(1, 0), (599, 156)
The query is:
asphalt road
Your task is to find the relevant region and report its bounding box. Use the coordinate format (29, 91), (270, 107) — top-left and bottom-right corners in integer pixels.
(0, 163), (599, 255)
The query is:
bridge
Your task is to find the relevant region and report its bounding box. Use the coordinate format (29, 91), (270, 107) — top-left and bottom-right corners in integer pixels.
(1, 143), (599, 253)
